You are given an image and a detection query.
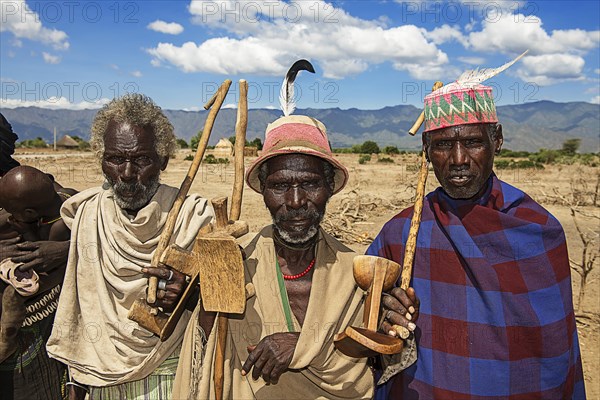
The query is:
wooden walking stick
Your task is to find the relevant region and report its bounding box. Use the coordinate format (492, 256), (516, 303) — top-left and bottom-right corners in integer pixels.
(214, 79), (248, 400)
(334, 81), (441, 356)
(128, 79), (232, 331)
(391, 81), (442, 339)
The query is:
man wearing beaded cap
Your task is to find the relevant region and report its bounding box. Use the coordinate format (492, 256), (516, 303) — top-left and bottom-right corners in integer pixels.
(174, 61), (418, 399)
(368, 57), (586, 398)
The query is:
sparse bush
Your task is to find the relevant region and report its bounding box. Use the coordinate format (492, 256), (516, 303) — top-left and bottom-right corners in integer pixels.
(529, 149), (560, 164)
(383, 146), (400, 155)
(18, 137), (48, 148)
(513, 160), (544, 169)
(495, 159), (544, 170)
(495, 160), (510, 170)
(203, 154), (229, 164)
(358, 154), (371, 164)
(332, 148), (353, 153)
(361, 141), (380, 154)
(184, 154), (194, 161)
(177, 138), (189, 149)
(378, 157), (394, 163)
(499, 149), (530, 158)
(71, 135), (91, 150)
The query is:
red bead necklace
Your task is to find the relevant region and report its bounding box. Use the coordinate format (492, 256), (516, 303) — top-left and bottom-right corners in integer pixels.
(282, 258), (316, 280)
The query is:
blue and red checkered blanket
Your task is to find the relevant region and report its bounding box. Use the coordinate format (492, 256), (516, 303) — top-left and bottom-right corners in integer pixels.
(368, 175), (585, 399)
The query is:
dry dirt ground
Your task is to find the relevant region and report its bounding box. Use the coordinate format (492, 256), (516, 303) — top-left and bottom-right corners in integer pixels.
(15, 149), (600, 397)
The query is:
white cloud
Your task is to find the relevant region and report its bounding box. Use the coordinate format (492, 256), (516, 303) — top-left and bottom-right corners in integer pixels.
(516, 54), (585, 86)
(131, 70), (143, 78)
(424, 25), (466, 45)
(149, 0), (451, 80)
(42, 52), (61, 64)
(595, 69), (600, 75)
(0, 97), (110, 110)
(457, 56), (486, 65)
(466, 13), (598, 85)
(222, 103), (237, 109)
(590, 96), (600, 104)
(464, 20), (477, 33)
(0, 0), (69, 50)
(147, 20), (184, 35)
(468, 13), (599, 55)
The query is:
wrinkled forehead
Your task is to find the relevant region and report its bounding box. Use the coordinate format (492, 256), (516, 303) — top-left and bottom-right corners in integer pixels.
(104, 121), (157, 152)
(265, 154), (326, 177)
(427, 124), (489, 140)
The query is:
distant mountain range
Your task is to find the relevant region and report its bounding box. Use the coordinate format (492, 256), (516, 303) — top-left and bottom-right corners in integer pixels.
(2, 101), (599, 152)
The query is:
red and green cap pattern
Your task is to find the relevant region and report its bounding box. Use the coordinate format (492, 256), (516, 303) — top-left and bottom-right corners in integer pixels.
(423, 85), (497, 132)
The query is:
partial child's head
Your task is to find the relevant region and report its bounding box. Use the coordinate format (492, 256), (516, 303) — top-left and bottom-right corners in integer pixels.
(0, 166), (56, 223)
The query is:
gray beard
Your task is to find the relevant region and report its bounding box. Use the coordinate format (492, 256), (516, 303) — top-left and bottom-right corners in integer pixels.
(104, 174), (161, 211)
(272, 208), (323, 245)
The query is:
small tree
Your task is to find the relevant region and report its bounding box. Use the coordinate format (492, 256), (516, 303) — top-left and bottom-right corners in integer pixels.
(384, 145), (400, 155)
(190, 131), (203, 151)
(562, 138), (581, 156)
(249, 137), (263, 150)
(569, 208), (599, 311)
(71, 135), (91, 150)
(361, 141), (380, 154)
(176, 138), (189, 149)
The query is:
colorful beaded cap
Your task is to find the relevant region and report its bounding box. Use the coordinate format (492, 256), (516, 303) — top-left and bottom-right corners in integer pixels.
(423, 85), (497, 132)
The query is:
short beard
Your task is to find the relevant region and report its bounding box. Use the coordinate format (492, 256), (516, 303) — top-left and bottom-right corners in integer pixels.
(273, 208), (324, 245)
(104, 174), (161, 211)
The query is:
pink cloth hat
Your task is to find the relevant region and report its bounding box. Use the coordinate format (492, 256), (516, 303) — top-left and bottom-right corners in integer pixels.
(245, 115), (349, 194)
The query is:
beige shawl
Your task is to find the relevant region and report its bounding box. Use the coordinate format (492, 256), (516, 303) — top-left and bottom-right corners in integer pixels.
(46, 184), (213, 386)
(174, 226), (376, 400)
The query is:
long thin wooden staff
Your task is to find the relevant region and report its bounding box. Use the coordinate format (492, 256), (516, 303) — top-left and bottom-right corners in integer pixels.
(214, 80), (248, 400)
(146, 80), (232, 306)
(393, 81), (442, 339)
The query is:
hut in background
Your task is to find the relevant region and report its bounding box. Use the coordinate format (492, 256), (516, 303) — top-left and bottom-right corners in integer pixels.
(213, 138), (234, 158)
(56, 135), (79, 149)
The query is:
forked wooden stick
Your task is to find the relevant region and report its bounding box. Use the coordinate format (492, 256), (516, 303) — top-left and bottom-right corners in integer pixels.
(146, 80), (232, 305)
(230, 80), (248, 221)
(214, 80), (248, 400)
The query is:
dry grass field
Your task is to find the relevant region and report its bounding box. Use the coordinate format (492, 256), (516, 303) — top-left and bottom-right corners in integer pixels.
(14, 149), (600, 397)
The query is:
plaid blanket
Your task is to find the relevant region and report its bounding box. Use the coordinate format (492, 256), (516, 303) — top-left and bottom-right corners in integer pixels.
(368, 175), (585, 399)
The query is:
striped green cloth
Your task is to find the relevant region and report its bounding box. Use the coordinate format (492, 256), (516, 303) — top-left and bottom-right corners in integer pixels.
(88, 348), (179, 400)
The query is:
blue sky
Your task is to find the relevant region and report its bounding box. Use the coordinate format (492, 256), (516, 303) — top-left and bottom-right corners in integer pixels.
(1, 0), (599, 111)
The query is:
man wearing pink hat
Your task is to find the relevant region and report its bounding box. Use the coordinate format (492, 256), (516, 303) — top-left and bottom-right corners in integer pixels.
(368, 77), (585, 398)
(175, 107), (418, 398)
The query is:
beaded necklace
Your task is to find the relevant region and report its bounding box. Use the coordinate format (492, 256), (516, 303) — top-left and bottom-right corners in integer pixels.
(281, 258), (315, 280)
